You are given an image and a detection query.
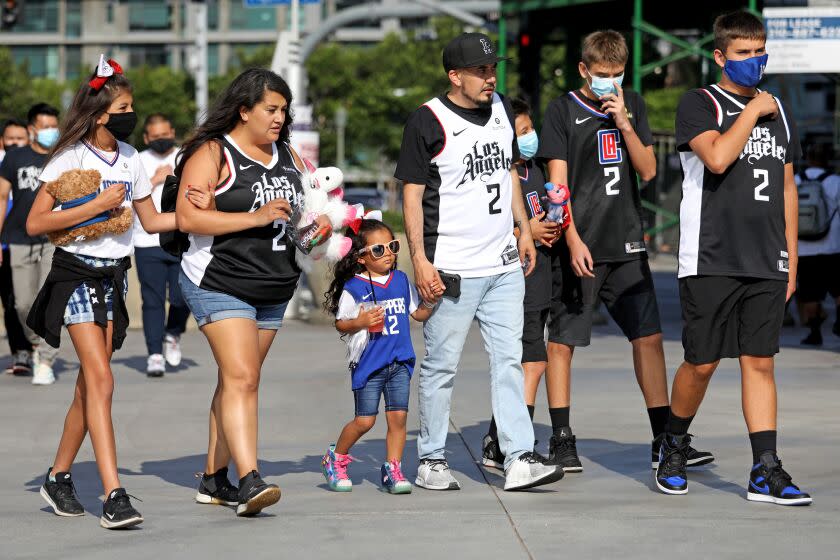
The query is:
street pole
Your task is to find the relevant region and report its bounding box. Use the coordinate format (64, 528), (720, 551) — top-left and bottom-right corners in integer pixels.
(335, 105), (348, 169)
(194, 0), (208, 124)
(288, 0), (303, 103)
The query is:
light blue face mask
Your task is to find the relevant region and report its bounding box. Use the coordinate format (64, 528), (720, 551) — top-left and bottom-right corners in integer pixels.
(587, 69), (624, 98)
(36, 128), (59, 149)
(517, 130), (539, 160)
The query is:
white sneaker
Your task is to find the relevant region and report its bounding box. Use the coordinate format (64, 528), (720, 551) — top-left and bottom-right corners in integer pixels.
(163, 334), (182, 367)
(504, 452), (564, 491)
(146, 354), (166, 377)
(31, 362), (56, 385)
(415, 458), (460, 490)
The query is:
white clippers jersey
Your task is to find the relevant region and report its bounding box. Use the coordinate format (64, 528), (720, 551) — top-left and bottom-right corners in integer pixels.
(423, 93), (519, 277)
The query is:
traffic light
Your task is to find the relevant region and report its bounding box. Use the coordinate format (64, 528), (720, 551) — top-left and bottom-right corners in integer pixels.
(1, 0), (20, 30)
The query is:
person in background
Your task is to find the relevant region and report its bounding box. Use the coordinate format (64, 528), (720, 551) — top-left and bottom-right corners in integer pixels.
(134, 113), (190, 377)
(0, 103), (61, 385)
(795, 143), (840, 345)
(0, 117), (33, 374)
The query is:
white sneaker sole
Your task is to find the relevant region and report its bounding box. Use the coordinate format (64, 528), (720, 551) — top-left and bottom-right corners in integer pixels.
(414, 477), (460, 491)
(747, 492), (812, 506)
(481, 457), (504, 471)
(32, 376), (56, 385)
(235, 486), (281, 516)
(504, 467), (564, 491)
(100, 514), (144, 529)
(40, 486), (84, 517)
(562, 465), (583, 473)
(655, 477), (688, 495)
(195, 492), (238, 506)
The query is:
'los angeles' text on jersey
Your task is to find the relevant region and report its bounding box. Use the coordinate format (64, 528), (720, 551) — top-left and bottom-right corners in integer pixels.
(676, 85), (799, 280)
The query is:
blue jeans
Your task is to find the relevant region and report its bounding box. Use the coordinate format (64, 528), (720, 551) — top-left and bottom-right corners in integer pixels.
(135, 246), (190, 355)
(353, 362), (411, 417)
(418, 270), (533, 470)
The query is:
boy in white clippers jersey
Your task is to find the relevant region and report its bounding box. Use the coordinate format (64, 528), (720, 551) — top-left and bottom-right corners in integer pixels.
(396, 32), (562, 492)
(657, 11), (811, 506)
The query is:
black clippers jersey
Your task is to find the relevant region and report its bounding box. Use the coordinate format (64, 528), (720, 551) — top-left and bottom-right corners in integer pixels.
(676, 85), (799, 280)
(538, 90), (652, 263)
(181, 134), (304, 305)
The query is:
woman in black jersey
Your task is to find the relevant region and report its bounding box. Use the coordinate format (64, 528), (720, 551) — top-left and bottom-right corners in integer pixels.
(175, 69), (331, 516)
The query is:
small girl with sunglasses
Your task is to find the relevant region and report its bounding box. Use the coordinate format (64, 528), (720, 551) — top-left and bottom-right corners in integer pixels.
(321, 217), (439, 494)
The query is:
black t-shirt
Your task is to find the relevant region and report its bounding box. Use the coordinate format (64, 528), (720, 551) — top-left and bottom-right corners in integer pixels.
(537, 89), (653, 263)
(518, 158), (555, 311)
(394, 93), (519, 185)
(675, 85), (800, 280)
(0, 145), (48, 245)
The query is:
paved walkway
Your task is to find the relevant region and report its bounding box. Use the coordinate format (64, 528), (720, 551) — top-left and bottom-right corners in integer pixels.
(0, 272), (838, 559)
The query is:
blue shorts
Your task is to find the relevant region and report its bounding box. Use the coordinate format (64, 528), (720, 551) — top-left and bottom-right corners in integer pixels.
(353, 362), (411, 417)
(64, 255), (128, 326)
(178, 269), (289, 330)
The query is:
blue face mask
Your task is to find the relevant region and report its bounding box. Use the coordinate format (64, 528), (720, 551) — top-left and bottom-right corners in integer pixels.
(587, 69), (624, 98)
(36, 128), (59, 149)
(517, 130), (539, 160)
(723, 53), (768, 88)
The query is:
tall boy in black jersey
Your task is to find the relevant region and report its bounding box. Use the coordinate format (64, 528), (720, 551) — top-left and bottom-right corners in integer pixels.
(537, 31), (713, 472)
(656, 11), (811, 505)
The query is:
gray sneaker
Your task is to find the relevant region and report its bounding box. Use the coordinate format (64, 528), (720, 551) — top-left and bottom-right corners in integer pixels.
(415, 458), (460, 490)
(504, 452), (564, 491)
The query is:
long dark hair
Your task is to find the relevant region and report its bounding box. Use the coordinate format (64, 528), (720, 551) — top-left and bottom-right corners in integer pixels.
(324, 220), (396, 316)
(175, 68), (294, 177)
(46, 67), (133, 166)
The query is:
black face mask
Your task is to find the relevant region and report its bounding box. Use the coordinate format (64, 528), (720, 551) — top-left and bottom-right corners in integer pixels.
(104, 112), (137, 141)
(147, 138), (175, 155)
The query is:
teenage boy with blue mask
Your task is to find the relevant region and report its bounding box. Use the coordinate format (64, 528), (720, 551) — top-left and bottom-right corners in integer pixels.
(536, 30), (714, 474)
(659, 11), (811, 505)
(0, 103), (61, 385)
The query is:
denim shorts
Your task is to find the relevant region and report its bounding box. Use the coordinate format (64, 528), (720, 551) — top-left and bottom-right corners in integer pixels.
(353, 362), (411, 417)
(178, 269), (288, 330)
(64, 255), (128, 326)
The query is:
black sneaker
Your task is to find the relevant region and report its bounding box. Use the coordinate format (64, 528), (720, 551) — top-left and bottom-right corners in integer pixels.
(654, 433), (690, 495)
(747, 452), (812, 506)
(651, 433), (714, 469)
(195, 467), (239, 506)
(40, 469), (84, 516)
(236, 470), (281, 516)
(100, 488), (143, 529)
(548, 427), (583, 473)
(481, 434), (505, 470)
(801, 330), (823, 346)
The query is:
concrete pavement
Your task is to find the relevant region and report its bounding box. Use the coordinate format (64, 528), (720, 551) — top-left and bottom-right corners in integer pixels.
(0, 271), (838, 559)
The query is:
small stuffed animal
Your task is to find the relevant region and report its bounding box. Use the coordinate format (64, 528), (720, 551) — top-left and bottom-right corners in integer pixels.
(292, 161), (359, 270)
(43, 168), (133, 246)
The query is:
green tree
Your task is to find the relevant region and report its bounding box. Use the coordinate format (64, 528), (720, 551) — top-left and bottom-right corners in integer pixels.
(125, 65), (197, 146)
(0, 48), (65, 122)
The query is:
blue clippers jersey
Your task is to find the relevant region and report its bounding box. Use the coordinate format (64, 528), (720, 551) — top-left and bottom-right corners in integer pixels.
(343, 270), (416, 390)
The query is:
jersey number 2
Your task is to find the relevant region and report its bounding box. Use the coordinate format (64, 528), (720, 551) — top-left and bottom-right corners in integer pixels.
(272, 219), (287, 251)
(486, 183), (501, 214)
(754, 169), (769, 202)
(604, 167), (620, 196)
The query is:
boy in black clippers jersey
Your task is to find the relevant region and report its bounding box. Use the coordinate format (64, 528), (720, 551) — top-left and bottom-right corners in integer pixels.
(657, 11), (811, 506)
(537, 30), (713, 472)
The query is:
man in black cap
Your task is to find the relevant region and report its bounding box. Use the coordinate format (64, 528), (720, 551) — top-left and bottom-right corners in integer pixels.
(395, 32), (562, 492)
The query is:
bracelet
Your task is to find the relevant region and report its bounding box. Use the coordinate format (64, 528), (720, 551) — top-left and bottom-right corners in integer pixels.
(422, 300), (436, 309)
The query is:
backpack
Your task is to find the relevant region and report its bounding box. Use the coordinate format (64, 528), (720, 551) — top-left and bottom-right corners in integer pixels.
(797, 170), (836, 240)
(158, 174), (189, 257)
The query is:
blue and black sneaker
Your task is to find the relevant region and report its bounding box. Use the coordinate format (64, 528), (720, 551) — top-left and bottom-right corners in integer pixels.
(655, 433), (690, 495)
(747, 452), (812, 506)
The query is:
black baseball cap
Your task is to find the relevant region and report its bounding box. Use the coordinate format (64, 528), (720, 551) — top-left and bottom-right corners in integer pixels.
(443, 32), (510, 72)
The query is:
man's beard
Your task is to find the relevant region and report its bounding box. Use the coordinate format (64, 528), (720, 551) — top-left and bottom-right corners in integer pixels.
(469, 90), (494, 108)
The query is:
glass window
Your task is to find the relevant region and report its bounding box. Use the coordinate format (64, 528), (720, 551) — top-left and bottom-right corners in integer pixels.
(129, 1), (172, 31)
(66, 0), (82, 37)
(6, 0), (59, 33)
(65, 46), (82, 80)
(126, 45), (171, 68)
(229, 5), (276, 30)
(12, 46), (59, 78)
(208, 44), (220, 76)
(285, 4), (306, 31)
(180, 0), (218, 31)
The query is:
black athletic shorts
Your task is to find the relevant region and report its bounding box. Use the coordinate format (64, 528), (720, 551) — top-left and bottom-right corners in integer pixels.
(548, 250), (662, 347)
(522, 308), (549, 363)
(797, 254), (840, 303)
(680, 276), (787, 365)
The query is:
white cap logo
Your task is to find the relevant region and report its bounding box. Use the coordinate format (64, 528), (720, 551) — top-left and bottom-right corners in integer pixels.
(480, 38), (492, 55)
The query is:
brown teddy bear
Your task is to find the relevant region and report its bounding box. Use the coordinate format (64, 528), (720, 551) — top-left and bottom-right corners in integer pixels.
(43, 168), (133, 246)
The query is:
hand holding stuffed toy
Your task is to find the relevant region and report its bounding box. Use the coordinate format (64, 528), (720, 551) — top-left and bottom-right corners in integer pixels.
(43, 169), (133, 246)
